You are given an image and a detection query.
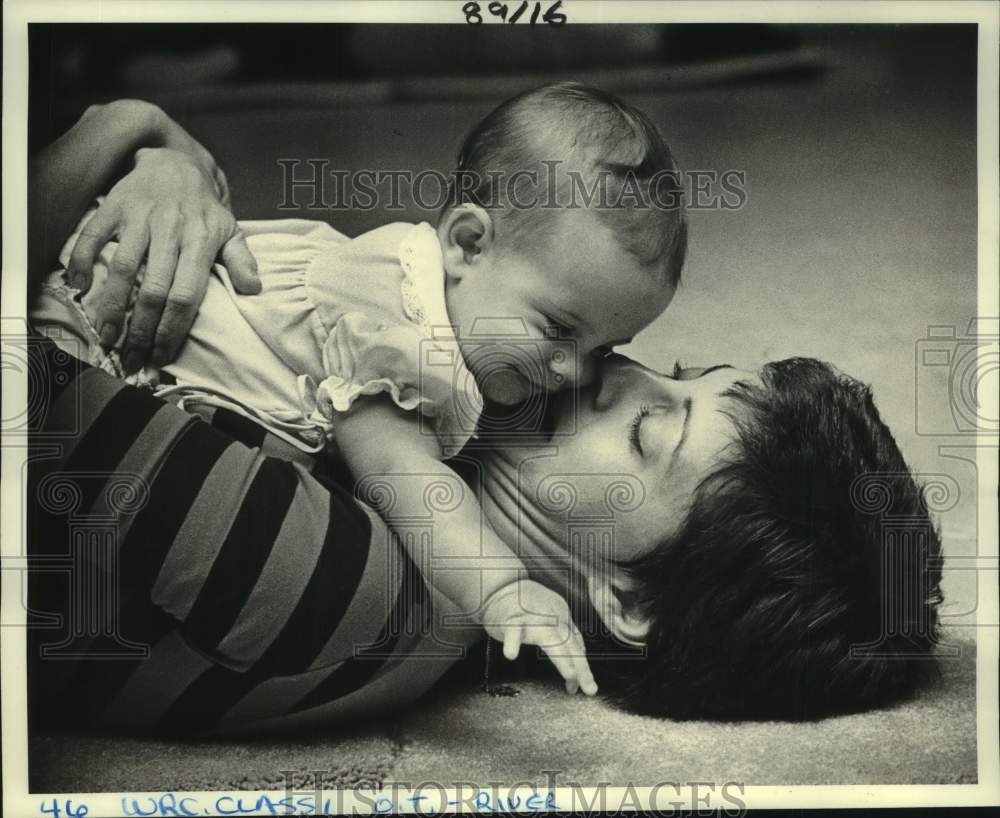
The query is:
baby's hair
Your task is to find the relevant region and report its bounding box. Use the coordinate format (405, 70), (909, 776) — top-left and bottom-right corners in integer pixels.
(442, 82), (688, 287)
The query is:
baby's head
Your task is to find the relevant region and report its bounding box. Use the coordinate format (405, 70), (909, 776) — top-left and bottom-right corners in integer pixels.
(437, 83), (688, 405)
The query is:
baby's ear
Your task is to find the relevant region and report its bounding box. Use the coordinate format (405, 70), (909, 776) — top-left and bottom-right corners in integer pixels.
(439, 204), (493, 278)
(587, 571), (650, 647)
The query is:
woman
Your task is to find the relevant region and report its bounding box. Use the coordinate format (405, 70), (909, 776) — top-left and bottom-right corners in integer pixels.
(25, 101), (943, 734)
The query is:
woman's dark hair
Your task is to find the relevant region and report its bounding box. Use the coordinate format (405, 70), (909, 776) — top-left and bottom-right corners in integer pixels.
(594, 357), (944, 720)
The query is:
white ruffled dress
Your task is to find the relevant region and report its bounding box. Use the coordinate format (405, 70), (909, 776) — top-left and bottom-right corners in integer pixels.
(48, 217), (485, 456)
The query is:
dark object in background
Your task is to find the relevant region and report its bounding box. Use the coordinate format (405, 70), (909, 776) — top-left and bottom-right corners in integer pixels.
(29, 23), (813, 152)
(31, 23), (802, 89)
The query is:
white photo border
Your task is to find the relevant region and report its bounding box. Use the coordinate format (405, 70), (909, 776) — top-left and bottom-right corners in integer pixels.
(3, 1), (998, 814)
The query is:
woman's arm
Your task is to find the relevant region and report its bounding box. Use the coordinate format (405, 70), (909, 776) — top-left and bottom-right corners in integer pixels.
(28, 100), (260, 369)
(28, 100), (162, 287)
(26, 331), (450, 734)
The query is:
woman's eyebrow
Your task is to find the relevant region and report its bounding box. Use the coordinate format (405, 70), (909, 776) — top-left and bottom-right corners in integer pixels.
(698, 364), (734, 377)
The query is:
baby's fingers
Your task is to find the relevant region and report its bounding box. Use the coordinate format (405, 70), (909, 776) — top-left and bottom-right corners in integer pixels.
(545, 628), (598, 696)
(502, 625), (523, 661)
(574, 655), (598, 697)
(567, 628), (598, 696)
(540, 642), (586, 695)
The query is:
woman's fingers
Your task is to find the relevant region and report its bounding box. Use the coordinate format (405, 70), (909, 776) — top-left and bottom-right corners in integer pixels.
(151, 226), (214, 366)
(220, 230), (261, 294)
(98, 219), (151, 348)
(59, 146), (255, 372)
(214, 165), (232, 208)
(123, 219), (179, 372)
(67, 207), (117, 291)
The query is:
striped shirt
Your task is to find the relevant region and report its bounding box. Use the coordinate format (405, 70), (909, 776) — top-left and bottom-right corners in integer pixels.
(26, 331), (479, 736)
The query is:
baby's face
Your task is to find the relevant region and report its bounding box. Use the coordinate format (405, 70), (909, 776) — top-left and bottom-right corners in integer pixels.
(446, 207), (675, 405)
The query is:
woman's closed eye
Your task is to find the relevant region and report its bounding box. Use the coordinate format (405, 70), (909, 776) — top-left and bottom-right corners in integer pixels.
(628, 404), (651, 455)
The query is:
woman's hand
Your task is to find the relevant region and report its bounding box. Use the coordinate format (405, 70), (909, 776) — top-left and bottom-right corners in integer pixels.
(66, 145), (261, 372)
(153, 106), (234, 209)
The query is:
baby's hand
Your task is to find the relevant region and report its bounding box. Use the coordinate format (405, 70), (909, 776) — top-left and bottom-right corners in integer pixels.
(481, 580), (598, 696)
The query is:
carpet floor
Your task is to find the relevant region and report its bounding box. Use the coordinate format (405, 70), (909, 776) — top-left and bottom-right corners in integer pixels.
(29, 633), (976, 791)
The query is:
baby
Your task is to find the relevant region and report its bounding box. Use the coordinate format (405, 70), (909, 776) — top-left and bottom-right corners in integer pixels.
(48, 83), (688, 695)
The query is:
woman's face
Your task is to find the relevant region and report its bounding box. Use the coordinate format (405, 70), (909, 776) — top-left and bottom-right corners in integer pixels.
(483, 353), (756, 571)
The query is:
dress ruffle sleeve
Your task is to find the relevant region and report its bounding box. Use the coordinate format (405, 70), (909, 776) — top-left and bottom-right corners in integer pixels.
(298, 312), (432, 416)
(299, 223), (483, 455)
(297, 311), (482, 454)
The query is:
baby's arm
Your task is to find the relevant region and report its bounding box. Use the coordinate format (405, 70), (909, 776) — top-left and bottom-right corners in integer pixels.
(335, 398), (597, 695)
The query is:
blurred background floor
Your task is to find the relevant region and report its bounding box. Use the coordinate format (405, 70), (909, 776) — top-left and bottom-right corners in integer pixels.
(28, 22), (985, 789)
